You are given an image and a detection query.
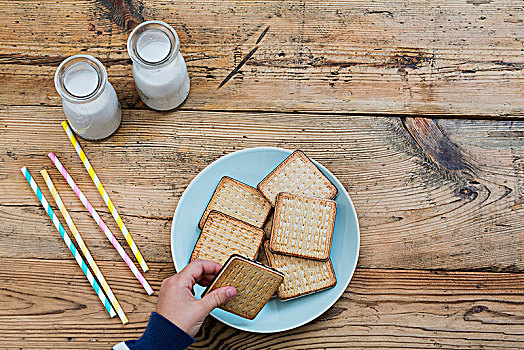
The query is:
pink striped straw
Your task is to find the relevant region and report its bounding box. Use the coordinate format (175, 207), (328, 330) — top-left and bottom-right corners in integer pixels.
(48, 152), (154, 295)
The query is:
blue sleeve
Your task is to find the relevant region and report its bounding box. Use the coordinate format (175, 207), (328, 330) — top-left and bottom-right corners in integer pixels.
(124, 312), (195, 350)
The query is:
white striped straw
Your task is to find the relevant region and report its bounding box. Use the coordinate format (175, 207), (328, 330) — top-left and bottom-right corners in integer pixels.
(61, 121), (149, 272)
(41, 169), (129, 324)
(20, 167), (116, 318)
(48, 153), (154, 295)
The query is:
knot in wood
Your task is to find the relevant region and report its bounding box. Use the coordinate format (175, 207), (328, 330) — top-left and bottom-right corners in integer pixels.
(471, 305), (486, 313)
(457, 186), (478, 200)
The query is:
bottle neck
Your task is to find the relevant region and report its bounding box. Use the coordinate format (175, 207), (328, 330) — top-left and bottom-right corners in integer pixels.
(55, 55), (108, 104)
(127, 20), (180, 70)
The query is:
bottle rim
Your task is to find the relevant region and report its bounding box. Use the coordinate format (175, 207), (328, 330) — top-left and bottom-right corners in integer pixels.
(54, 54), (107, 103)
(127, 20), (180, 69)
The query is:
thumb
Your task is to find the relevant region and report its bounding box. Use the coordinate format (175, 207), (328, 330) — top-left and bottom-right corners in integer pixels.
(198, 286), (237, 315)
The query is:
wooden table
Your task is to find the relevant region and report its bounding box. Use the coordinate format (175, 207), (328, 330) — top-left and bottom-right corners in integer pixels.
(1, 0), (523, 348)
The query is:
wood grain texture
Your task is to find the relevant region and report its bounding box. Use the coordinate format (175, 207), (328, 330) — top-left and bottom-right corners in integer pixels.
(2, 1), (524, 347)
(1, 258), (524, 349)
(1, 107), (523, 271)
(0, 0), (523, 116)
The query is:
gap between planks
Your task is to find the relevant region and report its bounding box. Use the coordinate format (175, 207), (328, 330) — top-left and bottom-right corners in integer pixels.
(1, 104), (524, 121)
(7, 256), (524, 275)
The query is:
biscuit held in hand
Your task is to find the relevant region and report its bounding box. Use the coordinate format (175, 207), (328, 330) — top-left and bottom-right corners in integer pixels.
(202, 255), (284, 320)
(156, 259), (237, 337)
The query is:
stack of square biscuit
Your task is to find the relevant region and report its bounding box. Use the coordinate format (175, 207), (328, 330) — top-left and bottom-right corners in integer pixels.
(191, 150), (338, 306)
(258, 151), (338, 300)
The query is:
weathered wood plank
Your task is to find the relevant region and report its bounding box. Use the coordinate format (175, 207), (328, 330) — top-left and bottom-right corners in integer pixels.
(0, 0), (523, 116)
(1, 258), (524, 349)
(1, 106), (523, 271)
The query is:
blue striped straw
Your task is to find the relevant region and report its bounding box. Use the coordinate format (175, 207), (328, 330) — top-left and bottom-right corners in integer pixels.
(20, 167), (116, 318)
(41, 169), (128, 325)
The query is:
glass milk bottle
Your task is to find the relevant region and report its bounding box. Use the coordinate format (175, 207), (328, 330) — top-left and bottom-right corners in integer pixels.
(127, 20), (190, 111)
(54, 55), (122, 140)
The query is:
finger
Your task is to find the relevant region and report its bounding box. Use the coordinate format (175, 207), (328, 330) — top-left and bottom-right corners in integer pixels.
(179, 259), (222, 284)
(197, 286), (237, 315)
(195, 270), (220, 283)
(196, 274), (217, 287)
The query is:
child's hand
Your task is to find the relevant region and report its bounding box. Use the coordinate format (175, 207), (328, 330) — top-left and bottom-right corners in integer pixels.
(156, 259), (237, 337)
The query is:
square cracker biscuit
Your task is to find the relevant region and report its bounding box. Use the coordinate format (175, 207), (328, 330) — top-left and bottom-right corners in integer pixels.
(257, 150), (338, 206)
(202, 255), (284, 319)
(264, 242), (336, 300)
(199, 176), (271, 229)
(270, 192), (336, 261)
(191, 211), (264, 266)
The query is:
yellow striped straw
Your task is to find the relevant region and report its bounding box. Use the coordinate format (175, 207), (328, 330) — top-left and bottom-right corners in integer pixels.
(41, 169), (129, 325)
(61, 121), (149, 273)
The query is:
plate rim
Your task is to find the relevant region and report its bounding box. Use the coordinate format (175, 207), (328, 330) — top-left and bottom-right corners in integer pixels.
(171, 146), (360, 333)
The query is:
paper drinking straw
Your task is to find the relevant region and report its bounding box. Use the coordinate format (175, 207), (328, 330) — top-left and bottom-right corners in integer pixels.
(20, 167), (116, 318)
(48, 152), (154, 295)
(61, 121), (149, 273)
(41, 169), (129, 324)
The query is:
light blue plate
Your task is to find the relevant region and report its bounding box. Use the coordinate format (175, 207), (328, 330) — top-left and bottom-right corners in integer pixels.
(171, 147), (360, 333)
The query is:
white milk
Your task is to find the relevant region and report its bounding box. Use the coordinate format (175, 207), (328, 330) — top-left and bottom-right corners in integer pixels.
(128, 21), (190, 111)
(62, 80), (121, 140)
(138, 39), (170, 63)
(132, 51), (190, 111)
(55, 55), (122, 140)
(64, 68), (99, 97)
